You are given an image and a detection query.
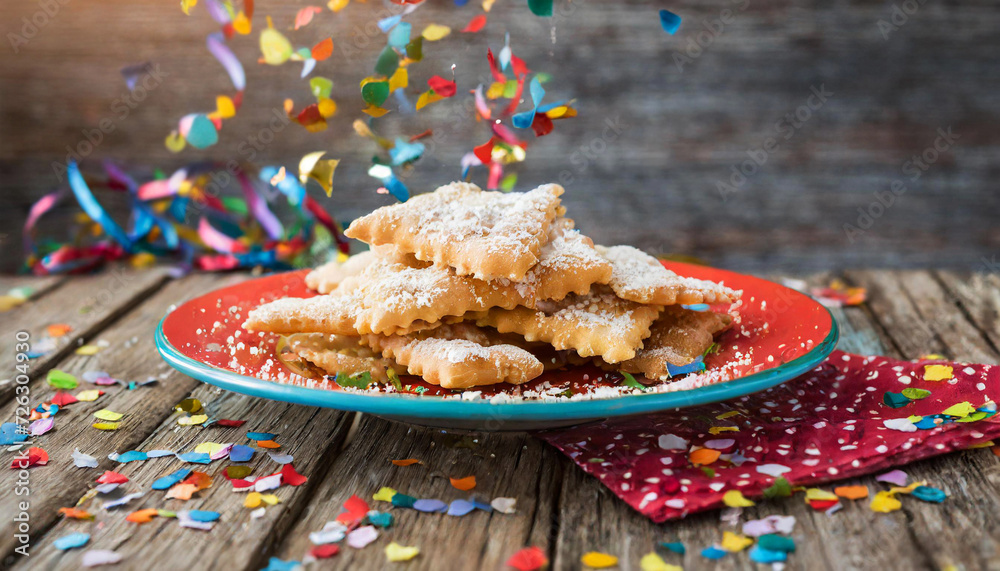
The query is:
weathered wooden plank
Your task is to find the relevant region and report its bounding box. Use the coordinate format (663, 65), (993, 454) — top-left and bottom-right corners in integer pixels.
(933, 270), (1000, 356)
(0, 273), (244, 566)
(16, 387), (354, 571)
(269, 414), (564, 570)
(0, 275), (64, 303)
(0, 267), (171, 405)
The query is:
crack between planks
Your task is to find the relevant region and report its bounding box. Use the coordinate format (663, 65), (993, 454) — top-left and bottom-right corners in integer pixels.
(929, 270), (1000, 361)
(542, 451), (567, 571)
(242, 409), (358, 571)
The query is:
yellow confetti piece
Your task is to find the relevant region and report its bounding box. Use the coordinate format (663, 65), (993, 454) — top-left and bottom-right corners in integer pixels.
(486, 81), (506, 99)
(261, 494), (281, 506)
(233, 11), (252, 35)
(722, 489), (755, 507)
(639, 552), (682, 571)
(708, 426), (739, 434)
(298, 152), (340, 197)
(75, 345), (100, 356)
(317, 98), (337, 119)
(260, 17), (293, 65)
(244, 492), (262, 508)
(804, 488), (838, 502)
(180, 0), (198, 15)
(482, 0), (496, 10)
(193, 442), (227, 455)
(215, 95), (236, 119)
(580, 552), (618, 568)
(362, 105), (390, 118)
(76, 390), (102, 402)
(165, 131), (186, 153)
(721, 531), (754, 553)
(385, 542), (420, 562)
(870, 490), (902, 513)
(94, 409), (124, 422)
(388, 67), (409, 92)
(0, 295), (27, 312)
(373, 487), (397, 502)
(92, 422), (120, 431)
(415, 90), (444, 111)
(941, 401), (975, 418)
(178, 414), (209, 426)
(421, 24), (452, 41)
(968, 440), (994, 449)
(889, 482), (924, 495)
(924, 364), (953, 381)
(327, 0), (349, 12)
(716, 410), (740, 420)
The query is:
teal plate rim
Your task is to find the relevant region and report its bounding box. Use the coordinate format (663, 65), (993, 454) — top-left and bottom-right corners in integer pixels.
(155, 309), (839, 424)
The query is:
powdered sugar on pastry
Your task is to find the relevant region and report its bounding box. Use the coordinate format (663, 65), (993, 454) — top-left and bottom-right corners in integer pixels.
(345, 182), (564, 281)
(475, 285), (662, 363)
(286, 332), (399, 382)
(596, 245), (741, 305)
(305, 250), (378, 294)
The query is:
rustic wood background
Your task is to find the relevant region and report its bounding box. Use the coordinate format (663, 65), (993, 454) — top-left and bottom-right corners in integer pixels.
(1, 0), (998, 274)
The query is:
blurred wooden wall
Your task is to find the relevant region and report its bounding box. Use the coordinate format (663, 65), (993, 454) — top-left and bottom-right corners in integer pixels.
(1, 0), (998, 273)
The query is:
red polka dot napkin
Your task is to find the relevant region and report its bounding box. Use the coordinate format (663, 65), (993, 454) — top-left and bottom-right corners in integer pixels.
(538, 351), (999, 523)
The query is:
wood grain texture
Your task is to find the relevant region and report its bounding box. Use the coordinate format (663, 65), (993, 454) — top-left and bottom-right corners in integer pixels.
(0, 268), (171, 405)
(1, 0), (999, 273)
(1, 270), (999, 570)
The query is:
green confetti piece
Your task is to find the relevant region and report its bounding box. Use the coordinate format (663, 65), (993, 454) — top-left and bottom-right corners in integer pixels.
(527, 0), (553, 17)
(47, 369), (78, 390)
(405, 36), (423, 62)
(391, 493), (417, 508)
(310, 77), (333, 100)
(955, 411), (988, 423)
(901, 388), (931, 400)
(335, 371), (374, 389)
(502, 79), (519, 98)
(220, 196), (248, 216)
(763, 477), (792, 499)
(882, 391), (910, 409)
(361, 80), (390, 106)
(374, 46), (399, 78)
(500, 173), (517, 192)
(758, 534), (796, 553)
(619, 372), (647, 391)
(700, 467), (716, 478)
(534, 72), (552, 84)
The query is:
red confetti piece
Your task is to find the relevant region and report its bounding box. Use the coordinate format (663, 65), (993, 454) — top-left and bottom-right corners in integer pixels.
(214, 419), (246, 427)
(462, 14), (487, 33)
(310, 544), (340, 559)
(474, 138), (497, 164)
(409, 129), (433, 142)
(96, 471), (128, 484)
(531, 113), (554, 137)
(280, 463), (308, 486)
(10, 447), (48, 469)
(294, 6), (323, 30)
(59, 507), (95, 520)
(808, 499), (840, 511)
(391, 459), (421, 466)
(427, 76), (457, 98)
(50, 392), (79, 406)
(510, 54), (530, 78)
(506, 546), (548, 571)
(336, 494), (369, 524)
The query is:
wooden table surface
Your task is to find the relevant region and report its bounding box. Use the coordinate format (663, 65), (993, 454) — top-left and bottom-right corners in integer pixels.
(1, 268), (998, 571)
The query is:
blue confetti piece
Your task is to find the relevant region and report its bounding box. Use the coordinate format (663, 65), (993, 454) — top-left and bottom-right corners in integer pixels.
(666, 355), (706, 376)
(661, 542), (685, 555)
(53, 532), (90, 550)
(659, 9), (682, 34)
(146, 450), (175, 458)
(447, 499), (476, 516)
(388, 22), (411, 48)
(152, 468), (191, 490)
(701, 546), (727, 560)
(0, 423), (29, 446)
(186, 114), (219, 149)
(914, 416), (942, 430)
(454, 0), (469, 5)
(246, 432), (277, 441)
(116, 450), (149, 463)
(413, 499), (448, 513)
(229, 444), (254, 463)
(377, 15), (402, 33)
(389, 138), (425, 166)
(384, 174), (410, 202)
(187, 510), (221, 522)
(471, 499), (493, 512)
(394, 88), (415, 115)
(682, 303), (710, 312)
(177, 452), (211, 464)
(512, 76), (546, 129)
(749, 545), (788, 564)
(912, 485), (947, 503)
(262, 557), (301, 571)
(67, 161), (134, 250)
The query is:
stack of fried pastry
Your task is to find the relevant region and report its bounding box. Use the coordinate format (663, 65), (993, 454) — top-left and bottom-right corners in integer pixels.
(244, 182), (741, 390)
